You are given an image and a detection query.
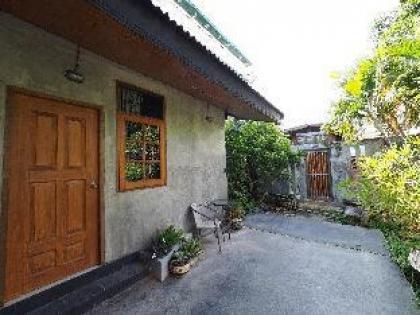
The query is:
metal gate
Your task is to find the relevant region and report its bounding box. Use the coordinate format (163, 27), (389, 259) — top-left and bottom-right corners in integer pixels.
(306, 151), (331, 199)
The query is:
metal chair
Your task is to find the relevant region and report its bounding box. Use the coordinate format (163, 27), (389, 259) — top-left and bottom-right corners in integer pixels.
(191, 201), (231, 253)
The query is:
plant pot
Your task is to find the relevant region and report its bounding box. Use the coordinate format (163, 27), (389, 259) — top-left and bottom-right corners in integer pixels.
(151, 244), (180, 282)
(170, 261), (191, 275)
(231, 218), (243, 230)
(170, 250), (204, 276)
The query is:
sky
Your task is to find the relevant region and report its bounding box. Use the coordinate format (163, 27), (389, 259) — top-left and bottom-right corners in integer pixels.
(192, 0), (399, 128)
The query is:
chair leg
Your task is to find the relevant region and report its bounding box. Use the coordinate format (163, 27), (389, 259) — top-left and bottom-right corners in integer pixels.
(216, 228), (222, 253)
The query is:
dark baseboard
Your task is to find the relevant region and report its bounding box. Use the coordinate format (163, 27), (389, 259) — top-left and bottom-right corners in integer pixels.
(0, 251), (148, 314)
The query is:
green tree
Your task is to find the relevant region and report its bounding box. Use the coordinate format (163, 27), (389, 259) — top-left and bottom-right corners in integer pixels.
(324, 1), (420, 302)
(323, 0), (420, 142)
(225, 118), (298, 210)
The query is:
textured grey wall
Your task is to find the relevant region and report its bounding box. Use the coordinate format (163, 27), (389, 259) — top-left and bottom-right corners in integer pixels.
(0, 13), (227, 262)
(291, 132), (383, 202)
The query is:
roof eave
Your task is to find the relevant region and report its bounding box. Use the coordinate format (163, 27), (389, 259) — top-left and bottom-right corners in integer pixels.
(0, 0), (283, 123)
(89, 0), (283, 123)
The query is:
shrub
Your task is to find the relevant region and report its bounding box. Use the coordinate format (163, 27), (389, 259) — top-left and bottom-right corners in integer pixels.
(342, 137), (419, 236)
(340, 137), (420, 305)
(225, 118), (299, 211)
(227, 203), (246, 220)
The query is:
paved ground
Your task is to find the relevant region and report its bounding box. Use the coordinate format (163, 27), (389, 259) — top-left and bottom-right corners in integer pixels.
(90, 213), (418, 315)
(245, 213), (388, 255)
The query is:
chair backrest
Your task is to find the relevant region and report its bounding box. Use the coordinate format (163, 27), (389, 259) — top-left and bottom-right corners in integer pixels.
(191, 203), (215, 219)
(191, 203), (216, 229)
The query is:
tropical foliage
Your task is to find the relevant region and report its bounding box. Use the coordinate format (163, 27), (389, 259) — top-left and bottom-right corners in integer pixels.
(324, 1), (420, 303)
(323, 0), (420, 142)
(341, 137), (419, 236)
(339, 137), (420, 303)
(225, 118), (299, 210)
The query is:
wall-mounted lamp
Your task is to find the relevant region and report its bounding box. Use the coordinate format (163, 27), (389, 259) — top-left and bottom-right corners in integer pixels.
(64, 45), (84, 84)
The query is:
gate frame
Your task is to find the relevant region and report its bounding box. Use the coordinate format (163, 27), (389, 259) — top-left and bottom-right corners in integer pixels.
(304, 148), (333, 200)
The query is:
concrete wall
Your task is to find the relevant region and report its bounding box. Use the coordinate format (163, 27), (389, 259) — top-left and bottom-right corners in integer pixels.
(0, 13), (227, 262)
(292, 132), (384, 202)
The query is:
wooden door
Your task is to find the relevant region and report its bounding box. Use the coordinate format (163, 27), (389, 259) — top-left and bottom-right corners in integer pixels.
(3, 92), (100, 301)
(306, 151), (331, 200)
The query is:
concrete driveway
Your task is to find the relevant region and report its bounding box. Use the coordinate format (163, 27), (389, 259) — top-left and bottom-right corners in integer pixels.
(90, 213), (418, 315)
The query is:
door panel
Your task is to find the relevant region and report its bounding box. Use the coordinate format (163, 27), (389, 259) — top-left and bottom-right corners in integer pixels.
(64, 180), (86, 235)
(65, 117), (86, 168)
(32, 112), (58, 168)
(29, 182), (57, 243)
(306, 151), (331, 200)
(4, 92), (100, 301)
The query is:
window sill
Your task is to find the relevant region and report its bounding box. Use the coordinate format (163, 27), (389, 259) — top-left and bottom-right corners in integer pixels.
(118, 180), (167, 192)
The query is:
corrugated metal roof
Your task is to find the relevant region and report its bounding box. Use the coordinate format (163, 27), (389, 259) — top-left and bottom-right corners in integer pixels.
(285, 124), (323, 133)
(150, 0), (254, 82)
(88, 0), (284, 122)
(177, 0), (251, 65)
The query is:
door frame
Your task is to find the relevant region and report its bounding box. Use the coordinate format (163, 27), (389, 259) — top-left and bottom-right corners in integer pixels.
(0, 86), (105, 305)
(305, 148), (333, 200)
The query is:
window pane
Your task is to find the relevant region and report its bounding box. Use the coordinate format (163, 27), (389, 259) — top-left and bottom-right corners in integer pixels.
(121, 87), (143, 115)
(145, 144), (160, 161)
(119, 85), (164, 119)
(145, 163), (161, 179)
(144, 125), (160, 142)
(141, 94), (164, 119)
(125, 161), (144, 181)
(125, 121), (144, 161)
(123, 119), (162, 183)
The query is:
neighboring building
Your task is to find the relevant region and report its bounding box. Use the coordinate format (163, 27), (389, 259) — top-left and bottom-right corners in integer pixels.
(286, 124), (383, 202)
(0, 0), (282, 305)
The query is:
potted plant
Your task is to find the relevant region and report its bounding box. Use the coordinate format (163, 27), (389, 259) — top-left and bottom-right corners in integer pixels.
(227, 204), (245, 230)
(170, 238), (203, 276)
(169, 249), (191, 275)
(151, 225), (184, 282)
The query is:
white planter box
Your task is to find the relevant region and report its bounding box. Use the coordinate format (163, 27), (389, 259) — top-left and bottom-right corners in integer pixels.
(151, 244), (180, 282)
